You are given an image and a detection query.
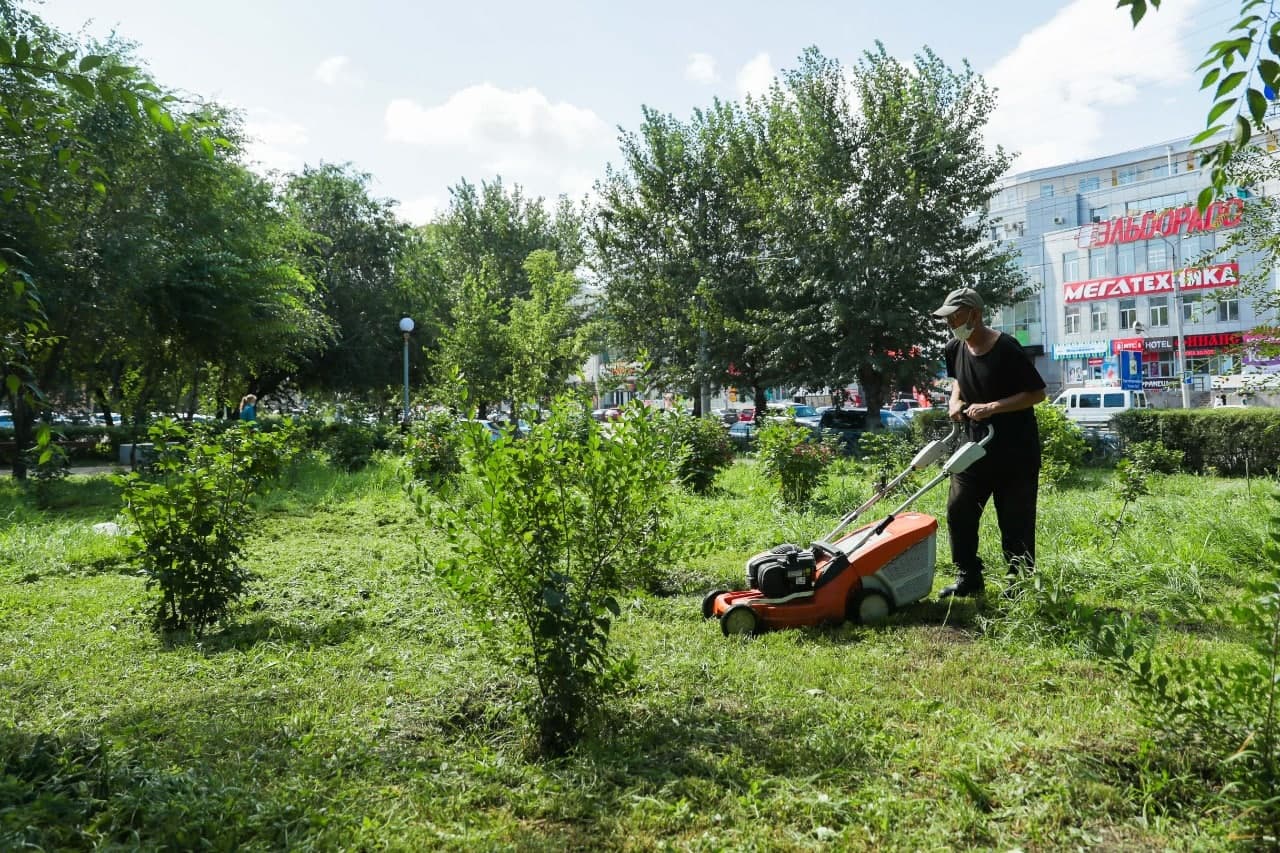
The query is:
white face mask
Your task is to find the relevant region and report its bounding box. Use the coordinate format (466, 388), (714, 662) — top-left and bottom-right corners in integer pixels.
(951, 314), (975, 341)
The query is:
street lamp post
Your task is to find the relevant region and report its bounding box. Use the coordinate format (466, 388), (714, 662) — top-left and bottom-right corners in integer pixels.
(1165, 236), (1191, 409)
(399, 316), (414, 425)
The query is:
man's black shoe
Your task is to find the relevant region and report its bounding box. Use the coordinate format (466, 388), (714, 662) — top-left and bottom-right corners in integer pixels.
(939, 576), (985, 598)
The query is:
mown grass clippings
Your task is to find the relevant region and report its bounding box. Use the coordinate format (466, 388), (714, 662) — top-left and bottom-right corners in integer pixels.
(0, 458), (1272, 848)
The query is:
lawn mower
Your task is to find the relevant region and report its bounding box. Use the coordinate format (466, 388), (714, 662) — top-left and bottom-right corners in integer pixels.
(703, 421), (994, 636)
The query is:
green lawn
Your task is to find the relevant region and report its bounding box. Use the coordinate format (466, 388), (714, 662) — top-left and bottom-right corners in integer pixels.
(1, 457), (1271, 850)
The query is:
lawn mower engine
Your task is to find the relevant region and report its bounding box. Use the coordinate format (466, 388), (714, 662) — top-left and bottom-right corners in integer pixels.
(746, 544), (818, 598)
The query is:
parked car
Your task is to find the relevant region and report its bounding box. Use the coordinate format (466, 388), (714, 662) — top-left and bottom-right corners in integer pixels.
(738, 407), (756, 422)
(1051, 387), (1149, 428)
(888, 398), (930, 419)
(879, 409), (911, 431)
(727, 420), (758, 450)
(817, 408), (870, 454)
(0, 410), (12, 430)
(766, 402), (822, 430)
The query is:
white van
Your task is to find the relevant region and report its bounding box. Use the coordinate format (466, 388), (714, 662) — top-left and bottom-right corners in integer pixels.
(1051, 387), (1149, 427)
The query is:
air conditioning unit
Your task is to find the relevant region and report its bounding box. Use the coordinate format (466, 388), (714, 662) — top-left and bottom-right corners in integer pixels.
(1052, 216), (1065, 225)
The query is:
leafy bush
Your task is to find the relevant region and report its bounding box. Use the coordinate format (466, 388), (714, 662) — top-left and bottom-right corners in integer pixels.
(424, 399), (685, 756)
(1127, 439), (1184, 474)
(756, 422), (836, 505)
(1113, 407), (1280, 475)
(653, 413), (734, 493)
(1035, 400), (1087, 486)
(322, 422), (383, 471)
(857, 429), (916, 482)
(116, 420), (299, 635)
(401, 410), (465, 487)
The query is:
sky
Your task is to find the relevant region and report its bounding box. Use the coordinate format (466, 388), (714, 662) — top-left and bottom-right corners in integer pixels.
(35, 0), (1229, 224)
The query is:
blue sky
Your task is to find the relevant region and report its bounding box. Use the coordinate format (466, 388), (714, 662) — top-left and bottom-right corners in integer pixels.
(38, 0), (1226, 223)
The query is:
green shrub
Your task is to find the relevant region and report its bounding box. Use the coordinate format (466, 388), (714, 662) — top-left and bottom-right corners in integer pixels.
(1035, 400), (1087, 486)
(1113, 407), (1280, 475)
(757, 422), (836, 505)
(116, 419), (299, 635)
(401, 410), (465, 487)
(1127, 439), (1184, 474)
(653, 414), (734, 493)
(322, 422), (382, 471)
(424, 399), (685, 756)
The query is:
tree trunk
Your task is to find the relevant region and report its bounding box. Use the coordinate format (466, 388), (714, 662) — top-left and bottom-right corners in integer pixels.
(752, 382), (766, 424)
(93, 387), (115, 427)
(858, 367), (886, 430)
(691, 381), (703, 417)
(10, 392), (32, 480)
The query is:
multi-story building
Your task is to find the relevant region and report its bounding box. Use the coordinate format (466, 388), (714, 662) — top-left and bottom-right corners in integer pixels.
(985, 134), (1276, 401)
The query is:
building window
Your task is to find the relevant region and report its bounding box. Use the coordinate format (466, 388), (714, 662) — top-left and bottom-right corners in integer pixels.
(1089, 249), (1107, 277)
(1118, 298), (1137, 330)
(1065, 305), (1081, 335)
(1147, 351), (1175, 378)
(1079, 176), (1101, 192)
(1150, 296), (1169, 327)
(1090, 205), (1109, 222)
(1147, 240), (1169, 269)
(1091, 303), (1108, 332)
(1040, 184), (1055, 198)
(1118, 168), (1139, 185)
(1117, 243), (1141, 275)
(1181, 292), (1203, 324)
(1217, 295), (1240, 323)
(1063, 250), (1081, 282)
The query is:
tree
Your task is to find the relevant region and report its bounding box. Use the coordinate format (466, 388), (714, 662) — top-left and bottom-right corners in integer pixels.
(0, 2), (211, 476)
(280, 163), (414, 404)
(427, 178), (584, 416)
(507, 250), (588, 411)
(749, 46), (1025, 415)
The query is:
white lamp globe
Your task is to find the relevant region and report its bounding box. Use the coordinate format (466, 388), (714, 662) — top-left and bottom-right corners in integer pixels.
(399, 316), (415, 333)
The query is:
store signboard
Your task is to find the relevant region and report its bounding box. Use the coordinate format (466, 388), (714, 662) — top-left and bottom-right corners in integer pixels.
(1063, 262), (1239, 304)
(1053, 341), (1110, 360)
(1076, 198), (1244, 249)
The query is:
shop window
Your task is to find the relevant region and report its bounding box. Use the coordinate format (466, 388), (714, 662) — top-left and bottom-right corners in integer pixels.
(1149, 296), (1169, 327)
(1118, 299), (1137, 329)
(1064, 305), (1081, 335)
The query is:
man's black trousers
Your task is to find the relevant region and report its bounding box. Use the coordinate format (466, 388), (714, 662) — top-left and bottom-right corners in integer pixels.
(945, 462), (1039, 579)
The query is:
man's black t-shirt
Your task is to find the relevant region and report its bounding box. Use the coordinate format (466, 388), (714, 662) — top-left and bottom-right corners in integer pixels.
(945, 333), (1046, 469)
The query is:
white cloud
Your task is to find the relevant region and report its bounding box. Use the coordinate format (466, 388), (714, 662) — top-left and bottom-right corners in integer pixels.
(384, 84), (615, 203)
(685, 52), (719, 85)
(985, 0), (1202, 170)
(396, 194), (446, 225)
(314, 55), (352, 86)
(736, 52), (774, 99)
(242, 115), (309, 173)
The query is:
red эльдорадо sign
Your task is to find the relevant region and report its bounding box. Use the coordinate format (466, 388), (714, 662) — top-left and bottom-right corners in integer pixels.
(1076, 198), (1244, 249)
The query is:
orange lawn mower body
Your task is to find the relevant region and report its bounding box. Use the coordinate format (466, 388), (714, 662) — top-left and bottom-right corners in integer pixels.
(704, 422), (995, 636)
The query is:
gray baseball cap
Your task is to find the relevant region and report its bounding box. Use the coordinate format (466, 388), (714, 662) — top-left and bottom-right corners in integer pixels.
(932, 287), (984, 318)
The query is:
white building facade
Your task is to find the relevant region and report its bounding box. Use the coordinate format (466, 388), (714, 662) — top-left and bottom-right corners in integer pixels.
(985, 135), (1276, 400)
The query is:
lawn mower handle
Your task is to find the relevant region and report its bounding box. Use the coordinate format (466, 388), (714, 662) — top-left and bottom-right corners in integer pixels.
(818, 423), (962, 546)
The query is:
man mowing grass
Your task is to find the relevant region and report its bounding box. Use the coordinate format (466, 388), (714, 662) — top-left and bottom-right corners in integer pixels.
(933, 287), (1046, 598)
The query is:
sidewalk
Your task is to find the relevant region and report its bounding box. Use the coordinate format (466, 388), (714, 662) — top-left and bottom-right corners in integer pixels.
(0, 463), (122, 478)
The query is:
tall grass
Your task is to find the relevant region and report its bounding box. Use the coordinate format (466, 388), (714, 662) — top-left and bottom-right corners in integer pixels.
(0, 457), (1269, 848)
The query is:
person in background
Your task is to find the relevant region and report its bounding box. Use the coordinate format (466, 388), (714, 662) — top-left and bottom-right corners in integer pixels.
(239, 393), (257, 422)
(932, 287), (1047, 599)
